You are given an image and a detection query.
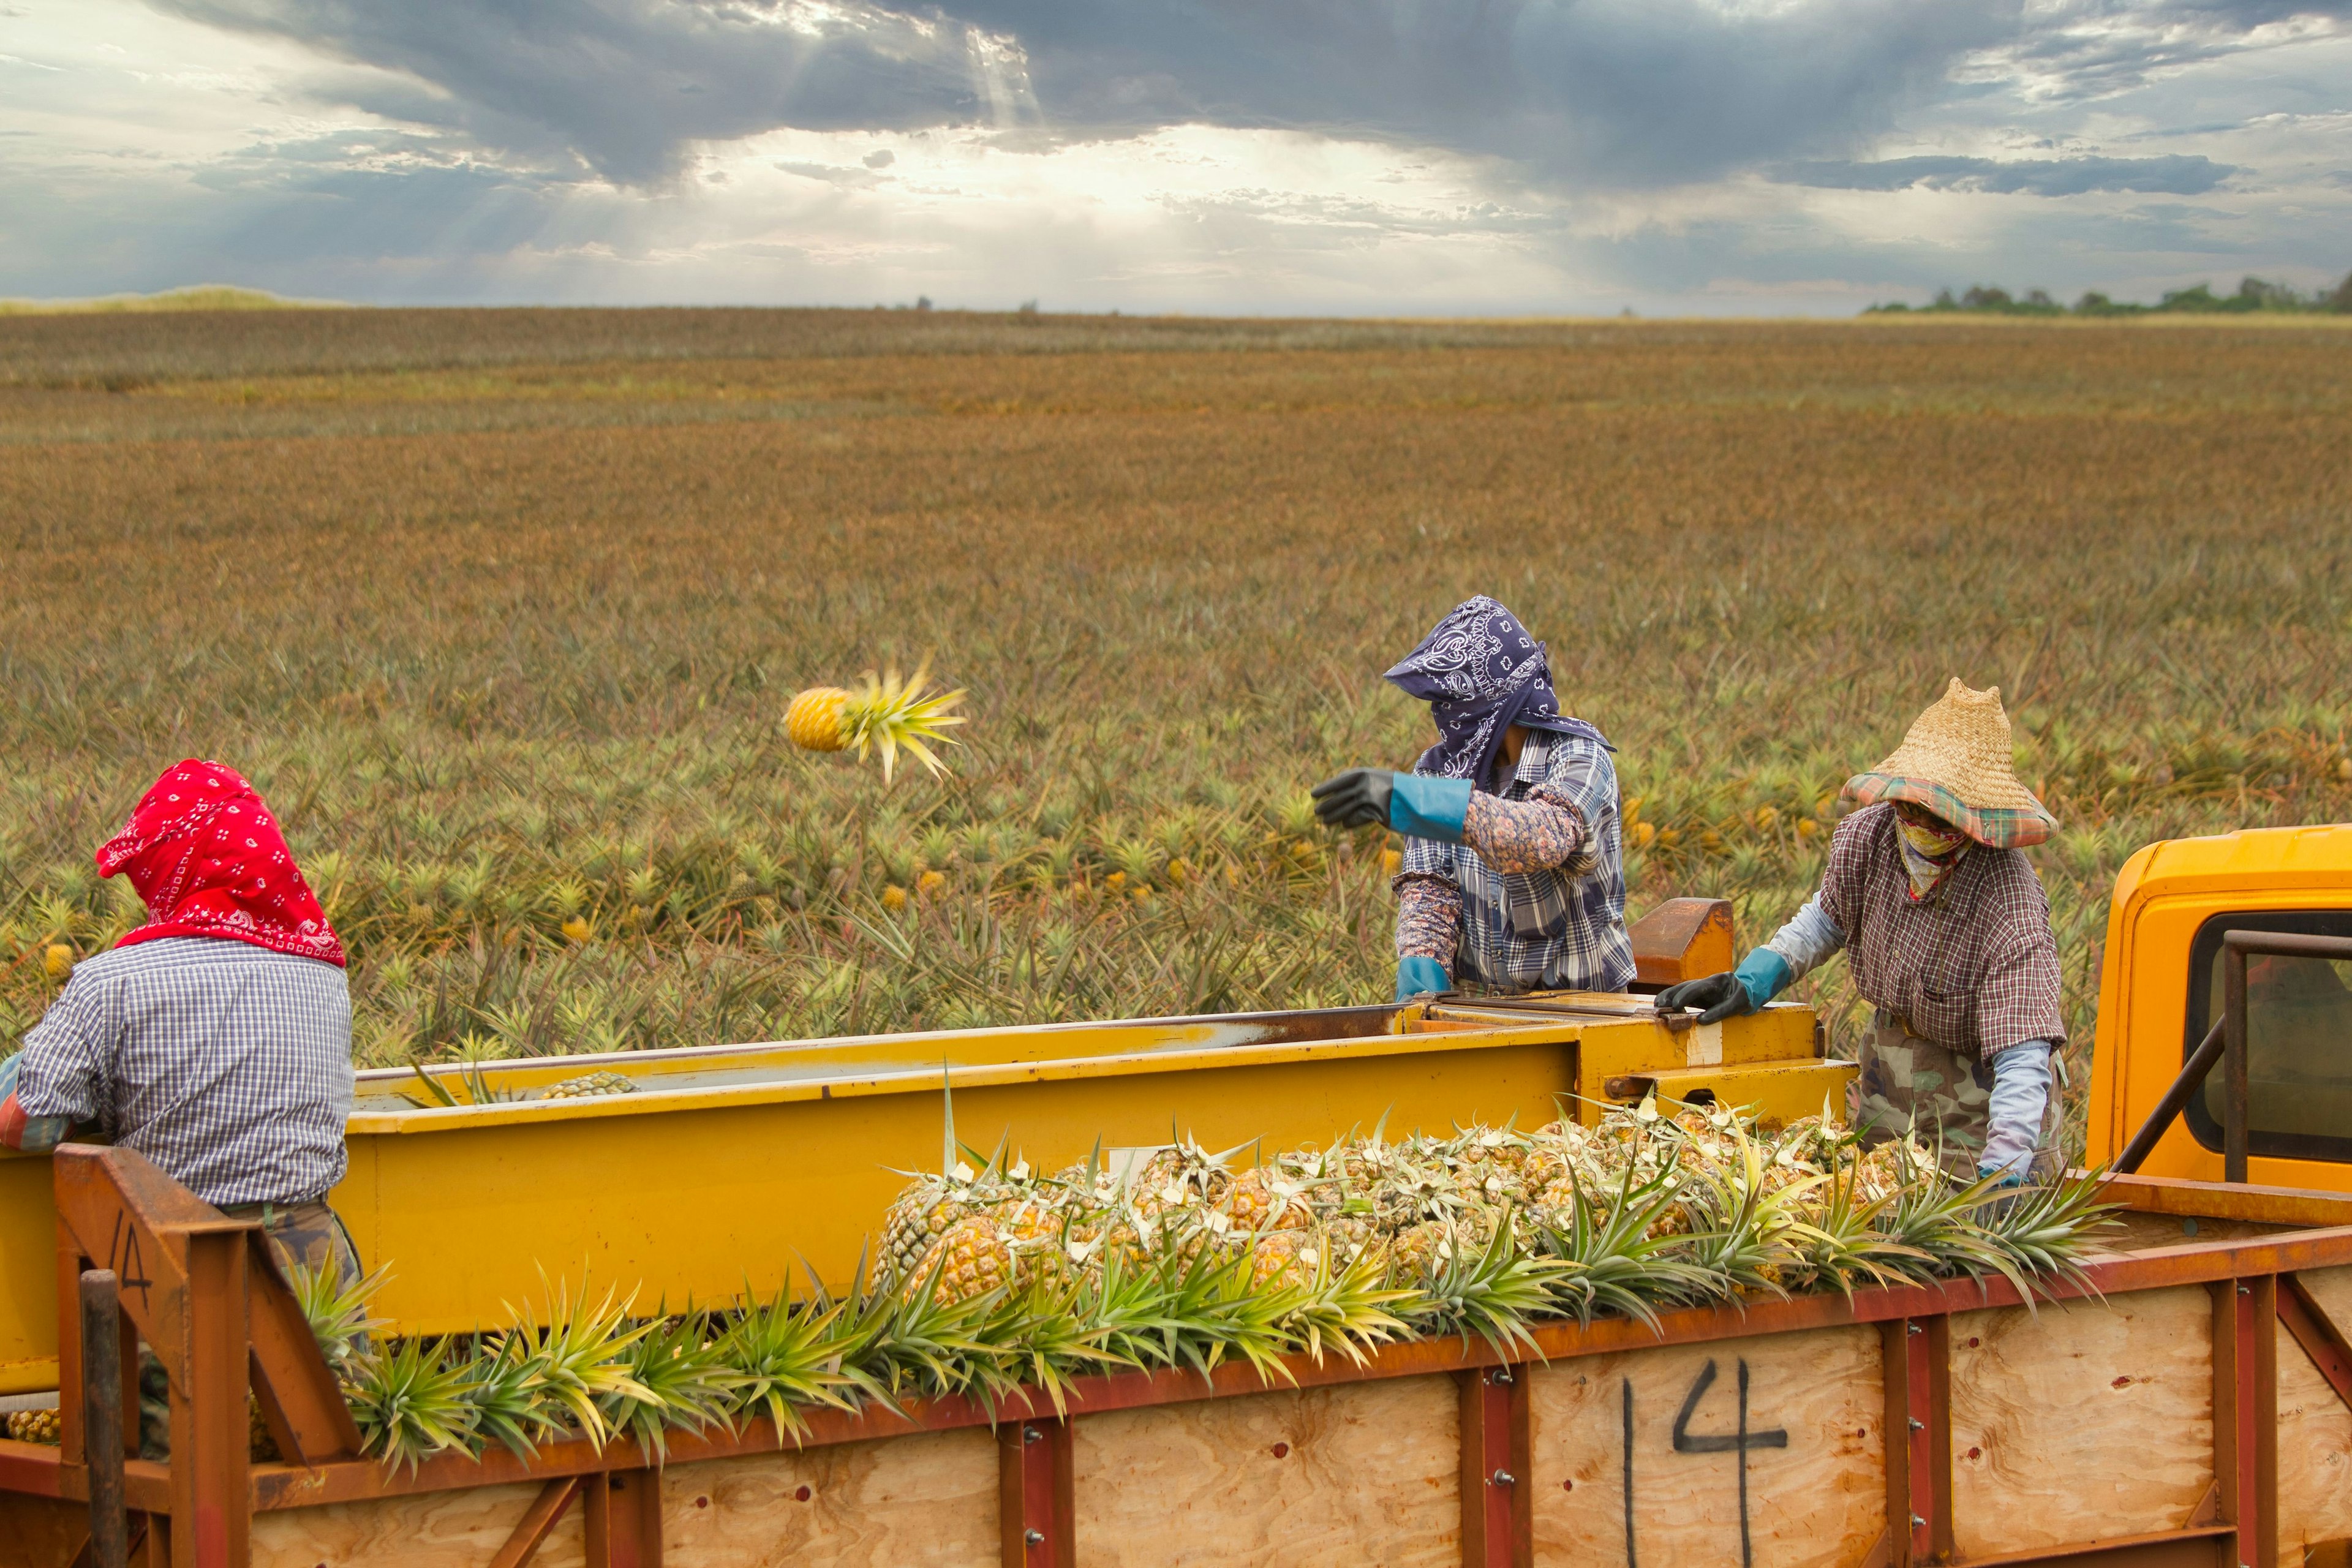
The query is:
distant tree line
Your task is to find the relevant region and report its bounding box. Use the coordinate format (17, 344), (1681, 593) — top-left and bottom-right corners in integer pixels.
(1865, 272), (2352, 317)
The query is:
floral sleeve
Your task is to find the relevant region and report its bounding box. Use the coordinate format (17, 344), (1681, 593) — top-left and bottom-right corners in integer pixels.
(1462, 791), (1585, 874)
(1393, 875), (1462, 964)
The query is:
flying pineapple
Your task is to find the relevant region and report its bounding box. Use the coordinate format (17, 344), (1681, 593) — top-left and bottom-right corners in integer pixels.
(785, 662), (967, 783)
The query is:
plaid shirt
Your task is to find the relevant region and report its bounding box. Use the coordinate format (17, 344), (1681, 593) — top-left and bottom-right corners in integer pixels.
(1395, 734), (1632, 992)
(14, 938), (354, 1206)
(1814, 802), (2065, 1060)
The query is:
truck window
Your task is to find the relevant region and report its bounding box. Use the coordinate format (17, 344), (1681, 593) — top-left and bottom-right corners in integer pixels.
(2184, 910), (2352, 1163)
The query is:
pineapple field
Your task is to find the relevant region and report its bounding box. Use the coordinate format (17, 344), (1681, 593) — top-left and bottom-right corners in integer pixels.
(1, 306), (2350, 1163)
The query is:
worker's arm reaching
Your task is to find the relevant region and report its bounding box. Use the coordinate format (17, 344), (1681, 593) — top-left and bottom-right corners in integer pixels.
(1652, 893), (1845, 1025)
(1393, 879), (1458, 998)
(1657, 894), (2052, 1182)
(1312, 768), (1589, 869)
(1320, 766), (1596, 1000)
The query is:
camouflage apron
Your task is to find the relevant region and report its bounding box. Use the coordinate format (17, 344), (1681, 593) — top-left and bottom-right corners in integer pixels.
(1849, 1009), (2056, 1181)
(140, 1199), (362, 1460)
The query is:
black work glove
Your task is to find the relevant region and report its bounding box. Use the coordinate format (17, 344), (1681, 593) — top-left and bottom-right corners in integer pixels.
(1311, 768), (1395, 831)
(1653, 970), (1754, 1026)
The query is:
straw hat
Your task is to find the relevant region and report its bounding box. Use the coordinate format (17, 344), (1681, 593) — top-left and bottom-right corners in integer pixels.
(1841, 678), (2057, 848)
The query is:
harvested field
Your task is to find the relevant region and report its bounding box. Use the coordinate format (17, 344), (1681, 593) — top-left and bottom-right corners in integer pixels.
(2, 310), (2347, 1148)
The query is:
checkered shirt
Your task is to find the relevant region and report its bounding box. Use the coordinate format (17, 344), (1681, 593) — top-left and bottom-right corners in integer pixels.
(1817, 802), (2065, 1060)
(1396, 734), (1633, 993)
(13, 937), (354, 1206)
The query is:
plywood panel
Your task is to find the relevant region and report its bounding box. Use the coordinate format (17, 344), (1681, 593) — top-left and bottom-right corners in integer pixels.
(1948, 1286), (2213, 1559)
(658, 1430), (999, 1568)
(250, 1428), (997, 1568)
(1528, 1325), (1885, 1567)
(1072, 1376), (1459, 1567)
(2278, 1265), (2352, 1556)
(252, 1479), (586, 1568)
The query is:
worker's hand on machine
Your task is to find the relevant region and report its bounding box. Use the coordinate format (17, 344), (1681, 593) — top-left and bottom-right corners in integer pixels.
(1653, 970), (1755, 1026)
(1311, 768), (1394, 831)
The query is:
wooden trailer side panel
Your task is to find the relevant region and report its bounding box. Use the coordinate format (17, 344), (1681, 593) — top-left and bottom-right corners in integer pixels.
(251, 1477), (588, 1568)
(248, 1429), (1000, 1568)
(2278, 1264), (2352, 1556)
(1528, 1325), (1886, 1567)
(1070, 1376), (1459, 1567)
(1947, 1286), (2215, 1560)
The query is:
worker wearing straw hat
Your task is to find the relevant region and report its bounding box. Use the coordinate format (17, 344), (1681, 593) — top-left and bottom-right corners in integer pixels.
(1657, 680), (2064, 1182)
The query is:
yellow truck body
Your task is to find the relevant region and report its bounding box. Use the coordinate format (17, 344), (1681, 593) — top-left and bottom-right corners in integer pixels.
(2084, 822), (2352, 1188)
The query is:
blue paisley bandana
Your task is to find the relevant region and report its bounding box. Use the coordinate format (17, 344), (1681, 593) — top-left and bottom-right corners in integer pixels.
(1384, 596), (1610, 785)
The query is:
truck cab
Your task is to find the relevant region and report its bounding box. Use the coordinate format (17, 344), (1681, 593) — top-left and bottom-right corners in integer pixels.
(2085, 822), (2352, 1188)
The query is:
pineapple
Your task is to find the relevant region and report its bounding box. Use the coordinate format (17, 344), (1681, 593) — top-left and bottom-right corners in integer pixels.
(883, 1180), (977, 1282)
(785, 663), (966, 783)
(6, 1406), (61, 1445)
(924, 1215), (1014, 1305)
(919, 1200), (1064, 1304)
(1247, 1229), (1325, 1292)
(1220, 1168), (1310, 1233)
(540, 1071), (636, 1101)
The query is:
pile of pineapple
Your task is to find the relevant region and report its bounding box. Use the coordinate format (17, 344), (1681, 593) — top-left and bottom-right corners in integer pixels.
(320, 1097), (2109, 1472)
(877, 1097), (2084, 1317)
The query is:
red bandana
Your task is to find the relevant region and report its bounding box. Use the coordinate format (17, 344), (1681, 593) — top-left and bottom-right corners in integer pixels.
(97, 760), (346, 967)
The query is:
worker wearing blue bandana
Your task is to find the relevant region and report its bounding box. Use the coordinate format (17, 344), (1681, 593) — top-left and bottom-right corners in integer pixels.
(1313, 596), (1633, 1000)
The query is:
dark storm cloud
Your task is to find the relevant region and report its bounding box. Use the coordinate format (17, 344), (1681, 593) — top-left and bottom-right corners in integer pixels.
(1779, 153), (2238, 196)
(146, 0), (2347, 188)
(151, 0), (996, 182)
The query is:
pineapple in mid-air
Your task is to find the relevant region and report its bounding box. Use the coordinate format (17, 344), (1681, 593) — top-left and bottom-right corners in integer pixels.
(785, 662), (966, 783)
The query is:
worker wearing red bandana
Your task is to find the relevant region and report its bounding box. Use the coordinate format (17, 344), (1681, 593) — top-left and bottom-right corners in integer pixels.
(1, 760), (361, 1289)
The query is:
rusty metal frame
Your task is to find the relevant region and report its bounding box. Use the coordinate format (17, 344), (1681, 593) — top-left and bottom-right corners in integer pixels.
(1958, 1525), (2236, 1566)
(1878, 1314), (1953, 1564)
(488, 1477), (579, 1568)
(1457, 1363), (1529, 1568)
(2212, 1274), (2278, 1568)
(997, 1415), (1072, 1568)
(2277, 1272), (2352, 1411)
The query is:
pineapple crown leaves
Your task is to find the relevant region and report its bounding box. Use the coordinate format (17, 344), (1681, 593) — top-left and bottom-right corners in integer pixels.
(1401, 1216), (1563, 1363)
(1266, 1237), (1415, 1370)
(290, 1258), (394, 1375)
(717, 1271), (873, 1446)
(493, 1269), (661, 1453)
(604, 1305), (741, 1463)
(349, 1335), (478, 1474)
(840, 662), (968, 785)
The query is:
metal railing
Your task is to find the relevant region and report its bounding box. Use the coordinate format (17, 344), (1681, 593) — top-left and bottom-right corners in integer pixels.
(2117, 930), (2352, 1182)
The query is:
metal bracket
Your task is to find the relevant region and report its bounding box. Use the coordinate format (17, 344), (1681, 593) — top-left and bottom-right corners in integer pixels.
(1459, 1364), (1530, 1567)
(998, 1417), (1073, 1568)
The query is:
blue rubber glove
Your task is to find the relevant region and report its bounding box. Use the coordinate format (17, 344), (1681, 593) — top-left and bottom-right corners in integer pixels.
(1396, 956), (1450, 1000)
(1387, 774), (1473, 844)
(1733, 948), (1793, 1011)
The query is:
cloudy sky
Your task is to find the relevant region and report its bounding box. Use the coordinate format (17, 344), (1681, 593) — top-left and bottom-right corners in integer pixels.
(2, 0), (2347, 314)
